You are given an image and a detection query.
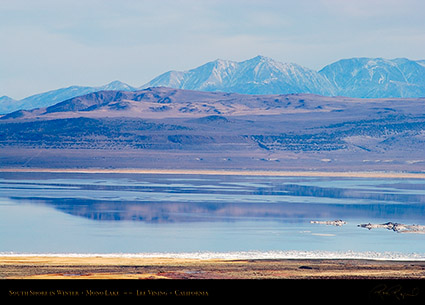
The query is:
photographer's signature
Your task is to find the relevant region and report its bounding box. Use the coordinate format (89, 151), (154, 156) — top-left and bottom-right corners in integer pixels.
(370, 284), (420, 301)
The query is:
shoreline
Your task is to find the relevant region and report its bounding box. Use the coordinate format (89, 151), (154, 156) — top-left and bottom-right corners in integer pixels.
(2, 255), (425, 279)
(2, 250), (425, 261)
(1, 167), (425, 179)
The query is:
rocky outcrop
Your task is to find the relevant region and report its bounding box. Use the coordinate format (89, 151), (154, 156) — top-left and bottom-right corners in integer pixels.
(310, 220), (346, 226)
(358, 222), (425, 234)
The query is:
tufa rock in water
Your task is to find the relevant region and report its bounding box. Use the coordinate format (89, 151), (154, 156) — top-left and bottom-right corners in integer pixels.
(358, 222), (425, 234)
(310, 220), (346, 226)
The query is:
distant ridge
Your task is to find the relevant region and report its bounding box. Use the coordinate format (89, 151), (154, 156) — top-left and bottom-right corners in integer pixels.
(0, 96), (17, 113)
(1, 56), (425, 114)
(0, 81), (136, 114)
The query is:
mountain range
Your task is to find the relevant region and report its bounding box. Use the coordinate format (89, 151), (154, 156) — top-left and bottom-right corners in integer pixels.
(146, 56), (425, 98)
(1, 56), (425, 114)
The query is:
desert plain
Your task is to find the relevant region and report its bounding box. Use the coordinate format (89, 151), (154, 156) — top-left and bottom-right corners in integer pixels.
(1, 255), (425, 280)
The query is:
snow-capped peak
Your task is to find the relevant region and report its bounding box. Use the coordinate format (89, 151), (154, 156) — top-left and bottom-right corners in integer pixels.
(100, 80), (135, 91)
(141, 55), (336, 95)
(319, 57), (425, 98)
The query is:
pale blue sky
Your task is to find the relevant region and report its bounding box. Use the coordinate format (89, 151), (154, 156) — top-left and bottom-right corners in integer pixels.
(1, 0), (425, 99)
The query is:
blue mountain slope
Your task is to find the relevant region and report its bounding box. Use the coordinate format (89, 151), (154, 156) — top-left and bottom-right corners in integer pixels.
(0, 96), (17, 114)
(0, 81), (136, 114)
(319, 57), (425, 98)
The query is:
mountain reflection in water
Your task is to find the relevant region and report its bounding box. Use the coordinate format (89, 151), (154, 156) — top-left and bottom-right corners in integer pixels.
(2, 172), (424, 224)
(17, 198), (425, 223)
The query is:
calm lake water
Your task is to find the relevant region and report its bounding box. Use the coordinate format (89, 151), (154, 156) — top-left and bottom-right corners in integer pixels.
(1, 171), (425, 259)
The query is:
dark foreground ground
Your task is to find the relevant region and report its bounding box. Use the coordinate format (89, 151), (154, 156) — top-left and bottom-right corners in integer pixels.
(2, 257), (425, 301)
(2, 256), (425, 279)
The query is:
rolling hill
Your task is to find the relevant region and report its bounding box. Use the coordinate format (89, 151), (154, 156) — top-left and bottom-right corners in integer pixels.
(1, 87), (424, 172)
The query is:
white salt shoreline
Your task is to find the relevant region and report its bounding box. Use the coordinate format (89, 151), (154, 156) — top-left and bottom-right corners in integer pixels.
(2, 251), (425, 261)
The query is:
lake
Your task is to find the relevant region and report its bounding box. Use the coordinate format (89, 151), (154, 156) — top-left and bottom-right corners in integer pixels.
(1, 171), (425, 259)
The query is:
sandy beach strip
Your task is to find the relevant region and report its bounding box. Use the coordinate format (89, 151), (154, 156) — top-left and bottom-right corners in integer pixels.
(2, 256), (425, 279)
(1, 168), (425, 179)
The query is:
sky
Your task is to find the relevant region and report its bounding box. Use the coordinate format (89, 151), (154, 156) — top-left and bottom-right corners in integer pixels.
(1, 0), (425, 99)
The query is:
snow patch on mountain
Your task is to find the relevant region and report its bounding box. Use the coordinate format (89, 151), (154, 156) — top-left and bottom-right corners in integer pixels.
(143, 55), (337, 96)
(319, 57), (425, 98)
